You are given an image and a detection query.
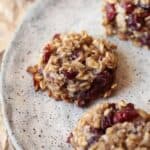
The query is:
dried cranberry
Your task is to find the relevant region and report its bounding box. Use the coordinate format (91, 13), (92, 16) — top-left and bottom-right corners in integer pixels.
(63, 70), (78, 80)
(125, 103), (134, 109)
(101, 111), (114, 132)
(53, 33), (61, 40)
(113, 104), (139, 123)
(43, 44), (51, 63)
(77, 70), (114, 107)
(77, 92), (89, 107)
(85, 128), (103, 150)
(142, 11), (150, 18)
(67, 133), (73, 143)
(122, 2), (135, 14)
(95, 70), (114, 90)
(90, 127), (104, 135)
(106, 3), (116, 21)
(88, 135), (99, 144)
(86, 135), (100, 149)
(127, 14), (145, 30)
(109, 103), (116, 110)
(140, 34), (150, 47)
(43, 50), (51, 63)
(70, 50), (80, 60)
(76, 99), (86, 107)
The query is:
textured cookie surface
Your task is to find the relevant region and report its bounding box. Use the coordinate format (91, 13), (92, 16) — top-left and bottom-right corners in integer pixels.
(67, 101), (150, 149)
(27, 32), (118, 107)
(103, 0), (150, 48)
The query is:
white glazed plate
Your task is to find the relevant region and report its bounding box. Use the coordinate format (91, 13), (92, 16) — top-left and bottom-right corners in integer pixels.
(1, 0), (150, 149)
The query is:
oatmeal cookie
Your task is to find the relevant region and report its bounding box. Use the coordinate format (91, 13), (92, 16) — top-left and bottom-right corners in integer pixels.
(103, 0), (150, 48)
(27, 31), (118, 107)
(67, 100), (150, 150)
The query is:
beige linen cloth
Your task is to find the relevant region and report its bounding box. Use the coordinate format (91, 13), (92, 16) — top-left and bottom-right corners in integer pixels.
(0, 0), (35, 149)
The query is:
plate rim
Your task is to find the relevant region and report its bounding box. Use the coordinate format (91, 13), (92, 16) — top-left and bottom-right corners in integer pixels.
(1, 0), (42, 149)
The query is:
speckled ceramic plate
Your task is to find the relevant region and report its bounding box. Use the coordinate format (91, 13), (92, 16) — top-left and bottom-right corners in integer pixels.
(1, 0), (150, 149)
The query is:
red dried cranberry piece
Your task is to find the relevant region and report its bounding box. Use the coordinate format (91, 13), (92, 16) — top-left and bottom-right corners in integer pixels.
(109, 103), (116, 110)
(86, 135), (100, 150)
(126, 103), (134, 109)
(63, 70), (78, 80)
(85, 128), (103, 150)
(43, 44), (52, 63)
(67, 133), (73, 143)
(140, 34), (150, 47)
(106, 3), (116, 21)
(142, 11), (150, 18)
(95, 70), (114, 90)
(113, 104), (139, 123)
(127, 14), (145, 30)
(77, 70), (114, 107)
(101, 111), (114, 132)
(53, 33), (61, 40)
(90, 127), (104, 135)
(76, 99), (86, 107)
(122, 2), (135, 14)
(70, 49), (80, 60)
(77, 92), (89, 107)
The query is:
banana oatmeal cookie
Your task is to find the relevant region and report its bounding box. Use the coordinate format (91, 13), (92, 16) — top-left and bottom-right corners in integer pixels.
(103, 0), (150, 48)
(27, 31), (118, 107)
(67, 100), (150, 150)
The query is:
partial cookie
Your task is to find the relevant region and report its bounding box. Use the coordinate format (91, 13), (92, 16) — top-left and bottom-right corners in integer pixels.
(67, 101), (150, 149)
(103, 0), (150, 48)
(27, 31), (118, 107)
